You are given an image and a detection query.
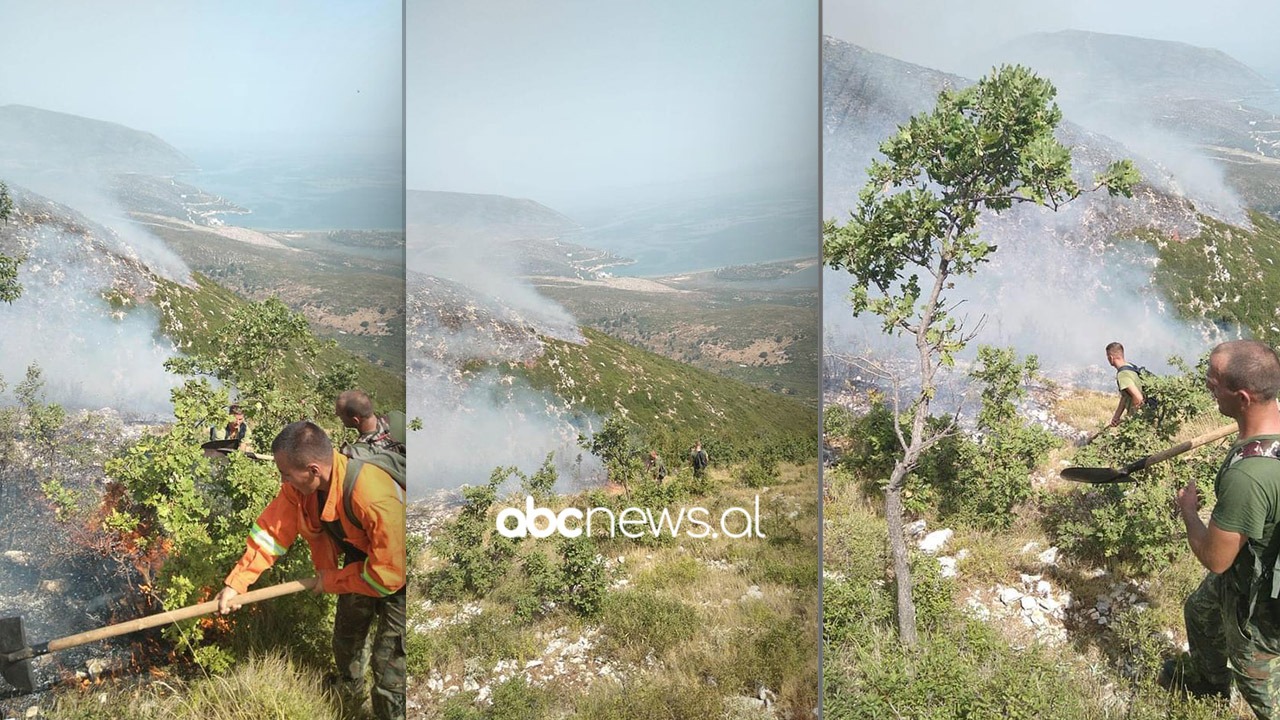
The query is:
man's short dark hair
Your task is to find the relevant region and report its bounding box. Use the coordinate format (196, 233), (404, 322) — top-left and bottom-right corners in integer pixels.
(1105, 342), (1124, 356)
(272, 421), (332, 468)
(336, 390), (374, 418)
(229, 403), (242, 413)
(1212, 340), (1280, 400)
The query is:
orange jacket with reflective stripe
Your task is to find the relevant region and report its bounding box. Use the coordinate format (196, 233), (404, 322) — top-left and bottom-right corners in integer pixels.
(223, 450), (406, 597)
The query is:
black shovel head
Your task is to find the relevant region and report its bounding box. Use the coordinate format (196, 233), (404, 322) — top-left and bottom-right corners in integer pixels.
(201, 439), (240, 459)
(0, 616), (35, 693)
(1060, 466), (1134, 484)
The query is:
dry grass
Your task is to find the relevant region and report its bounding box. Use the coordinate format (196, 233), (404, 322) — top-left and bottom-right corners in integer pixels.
(1054, 389), (1115, 430)
(408, 465), (819, 719)
(41, 652), (345, 720)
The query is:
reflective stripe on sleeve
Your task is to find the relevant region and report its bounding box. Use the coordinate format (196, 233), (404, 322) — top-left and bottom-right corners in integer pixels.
(249, 523), (287, 557)
(361, 565), (395, 596)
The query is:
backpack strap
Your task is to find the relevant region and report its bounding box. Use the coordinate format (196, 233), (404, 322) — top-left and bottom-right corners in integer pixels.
(343, 457), (366, 533)
(1229, 440), (1280, 467)
(1225, 440), (1280, 600)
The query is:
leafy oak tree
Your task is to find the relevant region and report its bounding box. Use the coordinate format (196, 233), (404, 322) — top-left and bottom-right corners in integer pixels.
(823, 65), (1138, 646)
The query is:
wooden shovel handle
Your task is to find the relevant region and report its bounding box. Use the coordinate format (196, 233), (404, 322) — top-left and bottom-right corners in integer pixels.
(1121, 423), (1237, 475)
(45, 578), (317, 654)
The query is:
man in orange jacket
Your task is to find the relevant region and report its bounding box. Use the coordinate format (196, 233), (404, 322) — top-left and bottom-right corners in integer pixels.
(215, 420), (406, 720)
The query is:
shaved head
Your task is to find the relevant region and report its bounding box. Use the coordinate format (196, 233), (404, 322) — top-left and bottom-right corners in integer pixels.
(271, 421), (333, 470)
(1210, 340), (1280, 400)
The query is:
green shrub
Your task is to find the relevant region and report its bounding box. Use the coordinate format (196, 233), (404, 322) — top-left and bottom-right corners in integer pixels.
(837, 398), (940, 515)
(924, 347), (1058, 530)
(1042, 357), (1222, 574)
(426, 470), (520, 601)
(518, 453), (558, 500)
(824, 576), (892, 647)
(556, 536), (608, 617)
(489, 677), (552, 720)
(740, 456), (779, 488)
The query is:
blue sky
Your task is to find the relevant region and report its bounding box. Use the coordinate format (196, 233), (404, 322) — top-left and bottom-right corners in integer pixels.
(0, 1), (402, 156)
(408, 0), (818, 211)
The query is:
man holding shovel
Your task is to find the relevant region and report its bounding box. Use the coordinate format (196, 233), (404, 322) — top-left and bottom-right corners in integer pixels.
(215, 421), (406, 720)
(1166, 340), (1280, 716)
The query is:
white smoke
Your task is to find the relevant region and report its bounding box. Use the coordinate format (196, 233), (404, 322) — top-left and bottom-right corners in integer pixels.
(6, 171), (192, 284)
(406, 252), (599, 496)
(408, 233), (581, 344)
(408, 367), (602, 495)
(823, 211), (1216, 403)
(0, 223), (180, 416)
(1061, 111), (1249, 226)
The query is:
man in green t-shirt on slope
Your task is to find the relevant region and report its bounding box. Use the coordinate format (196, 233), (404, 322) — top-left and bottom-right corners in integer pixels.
(1168, 339), (1280, 717)
(1106, 342), (1147, 427)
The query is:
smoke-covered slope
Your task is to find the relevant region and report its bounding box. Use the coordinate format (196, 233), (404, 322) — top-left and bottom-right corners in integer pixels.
(987, 30), (1280, 214)
(0, 184), (182, 413)
(0, 183), (402, 414)
(821, 35), (1248, 387)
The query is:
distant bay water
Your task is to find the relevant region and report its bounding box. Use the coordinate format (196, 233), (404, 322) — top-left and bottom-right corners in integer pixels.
(178, 148), (403, 231)
(565, 191), (819, 277)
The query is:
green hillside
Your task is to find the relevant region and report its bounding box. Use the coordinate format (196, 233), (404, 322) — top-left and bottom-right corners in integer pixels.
(140, 218), (405, 372)
(538, 281), (818, 404)
(1143, 211), (1280, 344)
(145, 273), (403, 406)
(519, 327), (815, 463)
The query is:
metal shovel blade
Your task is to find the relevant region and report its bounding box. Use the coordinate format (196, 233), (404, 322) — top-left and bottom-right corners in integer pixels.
(0, 577), (316, 694)
(1060, 423), (1238, 485)
(1059, 466), (1133, 484)
(0, 617), (34, 694)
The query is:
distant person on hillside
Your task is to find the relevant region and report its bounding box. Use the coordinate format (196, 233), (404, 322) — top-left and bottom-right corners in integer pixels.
(1106, 342), (1147, 426)
(1163, 340), (1280, 714)
(690, 441), (709, 479)
(335, 390), (406, 455)
(646, 450), (667, 482)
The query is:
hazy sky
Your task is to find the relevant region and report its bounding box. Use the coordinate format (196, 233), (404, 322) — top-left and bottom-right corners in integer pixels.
(409, 0), (818, 211)
(825, 0), (1280, 80)
(0, 1), (402, 156)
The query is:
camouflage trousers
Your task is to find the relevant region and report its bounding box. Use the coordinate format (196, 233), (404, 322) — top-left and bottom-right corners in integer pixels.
(333, 589), (407, 720)
(1185, 572), (1280, 718)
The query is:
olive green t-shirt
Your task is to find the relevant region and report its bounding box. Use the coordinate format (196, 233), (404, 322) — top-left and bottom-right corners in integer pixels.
(1116, 368), (1141, 409)
(1212, 435), (1280, 576)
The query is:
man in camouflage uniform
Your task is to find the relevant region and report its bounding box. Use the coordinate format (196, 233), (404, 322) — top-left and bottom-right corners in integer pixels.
(336, 389), (406, 454)
(332, 390), (407, 719)
(1169, 340), (1280, 717)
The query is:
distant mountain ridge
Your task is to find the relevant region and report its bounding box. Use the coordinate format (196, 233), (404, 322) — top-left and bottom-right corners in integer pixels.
(822, 35), (1205, 235)
(994, 30), (1279, 106)
(0, 104), (195, 177)
(408, 189), (580, 243)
